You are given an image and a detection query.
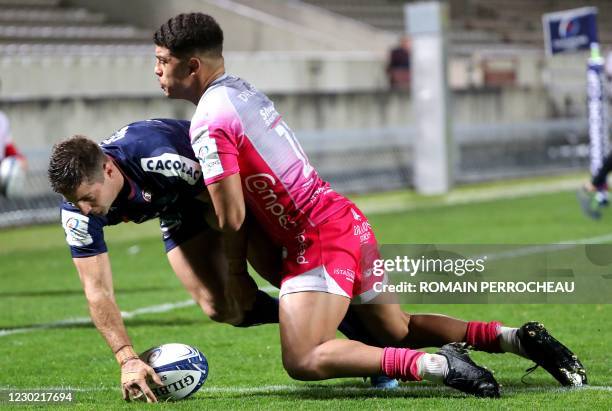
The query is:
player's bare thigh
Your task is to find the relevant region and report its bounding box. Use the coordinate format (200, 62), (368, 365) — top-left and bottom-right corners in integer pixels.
(166, 228), (246, 324)
(279, 291), (350, 376)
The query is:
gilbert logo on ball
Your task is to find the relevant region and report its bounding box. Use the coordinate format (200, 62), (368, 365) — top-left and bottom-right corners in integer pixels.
(139, 343), (208, 401)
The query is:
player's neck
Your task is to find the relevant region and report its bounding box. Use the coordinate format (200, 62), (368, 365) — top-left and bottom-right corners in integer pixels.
(109, 159), (126, 198)
(193, 63), (225, 104)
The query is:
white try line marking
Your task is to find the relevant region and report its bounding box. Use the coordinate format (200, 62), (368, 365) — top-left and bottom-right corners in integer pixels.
(1, 232), (611, 339)
(1, 384), (611, 395)
(0, 300), (197, 338)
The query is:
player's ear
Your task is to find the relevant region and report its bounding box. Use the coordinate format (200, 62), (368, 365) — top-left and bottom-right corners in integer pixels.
(187, 57), (201, 75)
(102, 158), (114, 178)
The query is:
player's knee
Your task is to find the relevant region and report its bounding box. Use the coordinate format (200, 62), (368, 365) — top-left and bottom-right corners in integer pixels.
(283, 357), (317, 380)
(199, 300), (240, 325)
(282, 348), (327, 381)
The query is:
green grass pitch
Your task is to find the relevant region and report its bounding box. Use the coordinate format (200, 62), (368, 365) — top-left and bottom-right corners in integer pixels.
(1, 175), (611, 410)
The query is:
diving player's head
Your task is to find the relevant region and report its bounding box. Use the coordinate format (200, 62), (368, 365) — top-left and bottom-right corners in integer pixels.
(48, 136), (124, 216)
(153, 13), (224, 104)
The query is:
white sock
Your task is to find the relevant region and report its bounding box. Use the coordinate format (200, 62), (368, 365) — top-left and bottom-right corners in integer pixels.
(417, 353), (449, 383)
(498, 326), (528, 359)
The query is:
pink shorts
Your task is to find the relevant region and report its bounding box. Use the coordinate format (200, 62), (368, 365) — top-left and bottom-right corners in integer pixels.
(279, 205), (383, 303)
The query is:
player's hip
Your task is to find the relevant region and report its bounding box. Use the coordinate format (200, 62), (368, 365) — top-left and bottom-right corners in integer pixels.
(278, 204), (382, 302)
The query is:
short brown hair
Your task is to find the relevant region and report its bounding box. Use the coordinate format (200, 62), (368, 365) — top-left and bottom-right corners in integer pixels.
(48, 135), (106, 195)
(153, 13), (223, 58)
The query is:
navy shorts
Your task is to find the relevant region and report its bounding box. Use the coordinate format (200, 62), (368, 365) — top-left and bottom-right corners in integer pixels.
(160, 199), (212, 253)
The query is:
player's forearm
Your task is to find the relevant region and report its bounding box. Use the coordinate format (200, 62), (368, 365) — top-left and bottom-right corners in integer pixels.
(204, 204), (248, 274)
(73, 254), (137, 364)
(85, 292), (135, 361)
(222, 221), (248, 275)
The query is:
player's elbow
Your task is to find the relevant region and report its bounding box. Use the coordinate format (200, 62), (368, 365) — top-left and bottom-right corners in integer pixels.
(217, 208), (245, 232)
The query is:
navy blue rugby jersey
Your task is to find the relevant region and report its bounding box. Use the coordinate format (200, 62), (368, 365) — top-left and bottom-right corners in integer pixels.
(60, 119), (207, 257)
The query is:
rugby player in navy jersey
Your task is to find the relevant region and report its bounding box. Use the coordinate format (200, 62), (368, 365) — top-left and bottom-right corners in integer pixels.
(48, 119), (284, 401)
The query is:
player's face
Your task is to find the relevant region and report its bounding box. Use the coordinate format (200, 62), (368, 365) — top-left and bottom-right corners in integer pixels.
(67, 163), (120, 216)
(69, 179), (115, 216)
(154, 46), (192, 99)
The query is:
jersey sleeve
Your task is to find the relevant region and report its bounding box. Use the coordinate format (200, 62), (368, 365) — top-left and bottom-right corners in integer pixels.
(191, 108), (242, 186)
(60, 202), (108, 258)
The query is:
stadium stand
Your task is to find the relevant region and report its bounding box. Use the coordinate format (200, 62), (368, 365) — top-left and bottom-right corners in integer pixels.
(301, 0), (612, 47)
(0, 0), (150, 45)
(0, 0), (607, 227)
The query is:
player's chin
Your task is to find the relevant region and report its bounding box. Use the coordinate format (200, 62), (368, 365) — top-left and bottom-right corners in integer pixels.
(164, 88), (181, 99)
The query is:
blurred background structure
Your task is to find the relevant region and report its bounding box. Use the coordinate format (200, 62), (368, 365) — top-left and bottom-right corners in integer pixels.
(0, 0), (610, 227)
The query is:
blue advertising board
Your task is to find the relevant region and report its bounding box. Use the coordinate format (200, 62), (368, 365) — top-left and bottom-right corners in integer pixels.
(542, 7), (598, 56)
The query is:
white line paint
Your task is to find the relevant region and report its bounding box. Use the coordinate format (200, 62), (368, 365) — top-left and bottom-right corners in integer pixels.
(1, 231), (610, 338)
(474, 232), (612, 261)
(0, 300), (197, 338)
(358, 177), (585, 215)
(1, 384), (610, 394)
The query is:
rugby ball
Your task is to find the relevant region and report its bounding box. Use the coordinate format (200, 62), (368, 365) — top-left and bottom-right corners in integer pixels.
(139, 343), (208, 401)
(0, 156), (26, 198)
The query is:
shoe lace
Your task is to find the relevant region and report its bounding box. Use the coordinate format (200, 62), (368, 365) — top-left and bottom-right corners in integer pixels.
(521, 364), (539, 385)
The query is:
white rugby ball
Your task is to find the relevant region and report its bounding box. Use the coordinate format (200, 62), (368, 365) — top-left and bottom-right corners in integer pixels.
(0, 156), (26, 198)
(139, 343), (208, 401)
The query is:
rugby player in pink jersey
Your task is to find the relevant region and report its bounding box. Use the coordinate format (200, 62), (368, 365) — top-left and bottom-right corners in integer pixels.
(152, 13), (586, 396)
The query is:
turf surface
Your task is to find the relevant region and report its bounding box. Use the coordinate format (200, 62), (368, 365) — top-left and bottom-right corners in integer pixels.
(1, 176), (611, 409)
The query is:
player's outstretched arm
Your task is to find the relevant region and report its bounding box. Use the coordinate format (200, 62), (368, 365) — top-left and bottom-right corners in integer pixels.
(72, 254), (162, 402)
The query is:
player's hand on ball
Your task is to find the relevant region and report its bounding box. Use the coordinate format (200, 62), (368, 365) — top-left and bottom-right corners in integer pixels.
(121, 358), (163, 402)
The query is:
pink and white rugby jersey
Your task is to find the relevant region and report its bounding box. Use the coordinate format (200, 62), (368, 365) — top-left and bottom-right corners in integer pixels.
(190, 74), (349, 242)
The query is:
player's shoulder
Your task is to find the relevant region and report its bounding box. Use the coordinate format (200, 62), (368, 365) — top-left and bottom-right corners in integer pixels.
(201, 74), (266, 111)
(193, 74), (267, 133)
(102, 119), (189, 146)
(60, 200), (103, 248)
(101, 119), (191, 157)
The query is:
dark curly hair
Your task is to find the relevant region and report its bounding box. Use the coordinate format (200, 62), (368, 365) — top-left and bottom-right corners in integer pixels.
(48, 135), (106, 196)
(153, 13), (224, 57)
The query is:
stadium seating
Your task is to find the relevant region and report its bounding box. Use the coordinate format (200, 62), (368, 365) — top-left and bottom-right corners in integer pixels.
(0, 0), (606, 227)
(0, 7), (106, 26)
(0, 0), (150, 46)
(301, 0), (612, 47)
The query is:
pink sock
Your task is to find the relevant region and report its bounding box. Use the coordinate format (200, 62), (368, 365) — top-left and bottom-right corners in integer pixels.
(466, 321), (503, 353)
(381, 347), (425, 381)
